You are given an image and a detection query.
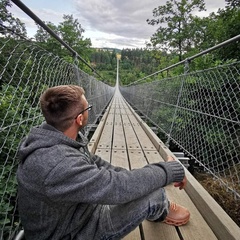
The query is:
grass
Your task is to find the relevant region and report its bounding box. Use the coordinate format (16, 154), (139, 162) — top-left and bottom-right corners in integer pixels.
(194, 171), (240, 227)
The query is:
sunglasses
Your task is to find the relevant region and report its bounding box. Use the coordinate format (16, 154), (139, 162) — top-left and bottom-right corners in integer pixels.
(75, 105), (92, 119)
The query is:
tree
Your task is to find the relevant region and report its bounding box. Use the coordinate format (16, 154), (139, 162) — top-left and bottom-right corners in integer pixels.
(226, 0), (240, 8)
(147, 0), (206, 61)
(35, 22), (62, 55)
(213, 3), (240, 60)
(0, 0), (27, 38)
(35, 22), (59, 42)
(58, 15), (91, 58)
(195, 2), (240, 61)
(58, 15), (84, 47)
(34, 15), (92, 72)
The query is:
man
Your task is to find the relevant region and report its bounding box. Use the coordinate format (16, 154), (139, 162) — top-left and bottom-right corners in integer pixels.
(17, 85), (190, 240)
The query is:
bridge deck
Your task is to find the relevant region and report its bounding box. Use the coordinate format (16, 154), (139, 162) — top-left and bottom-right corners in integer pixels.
(88, 90), (240, 240)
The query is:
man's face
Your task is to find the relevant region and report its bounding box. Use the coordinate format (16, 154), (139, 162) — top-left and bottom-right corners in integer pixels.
(81, 95), (89, 127)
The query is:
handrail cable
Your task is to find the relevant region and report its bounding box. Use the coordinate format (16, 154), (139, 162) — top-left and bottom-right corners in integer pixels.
(10, 0), (105, 81)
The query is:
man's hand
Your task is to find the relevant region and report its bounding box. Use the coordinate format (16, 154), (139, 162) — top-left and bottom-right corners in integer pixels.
(174, 176), (187, 190)
(166, 156), (174, 162)
(166, 155), (187, 190)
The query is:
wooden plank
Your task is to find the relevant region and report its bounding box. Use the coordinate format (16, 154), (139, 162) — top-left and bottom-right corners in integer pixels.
(97, 112), (114, 149)
(123, 122), (141, 150)
(128, 150), (147, 170)
(123, 228), (142, 240)
(121, 108), (141, 150)
(112, 97), (143, 239)
(88, 104), (112, 153)
(90, 96), (150, 239)
(112, 108), (126, 150)
(113, 98), (179, 238)
(128, 150), (180, 239)
(128, 149), (179, 238)
(95, 148), (111, 162)
(123, 98), (168, 152)
(142, 221), (180, 240)
(111, 149), (129, 169)
(144, 150), (164, 164)
(127, 114), (156, 151)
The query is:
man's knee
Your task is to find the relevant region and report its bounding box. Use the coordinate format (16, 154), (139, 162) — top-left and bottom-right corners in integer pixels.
(145, 188), (169, 221)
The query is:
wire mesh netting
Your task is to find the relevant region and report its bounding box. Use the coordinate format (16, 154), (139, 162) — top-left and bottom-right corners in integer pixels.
(121, 63), (240, 200)
(0, 27), (114, 239)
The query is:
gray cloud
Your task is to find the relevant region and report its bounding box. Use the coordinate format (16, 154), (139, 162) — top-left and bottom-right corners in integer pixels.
(73, 0), (226, 48)
(73, 0), (160, 39)
(9, 0), (226, 49)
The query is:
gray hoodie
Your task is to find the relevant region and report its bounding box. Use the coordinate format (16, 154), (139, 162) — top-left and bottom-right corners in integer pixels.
(17, 122), (184, 239)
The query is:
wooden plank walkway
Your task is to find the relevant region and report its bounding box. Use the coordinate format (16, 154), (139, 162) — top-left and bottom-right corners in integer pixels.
(88, 90), (240, 240)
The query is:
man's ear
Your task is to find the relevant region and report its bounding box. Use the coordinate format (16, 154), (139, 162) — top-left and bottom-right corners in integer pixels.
(75, 114), (83, 126)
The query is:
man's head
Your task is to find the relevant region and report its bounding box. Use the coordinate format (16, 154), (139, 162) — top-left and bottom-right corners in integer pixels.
(40, 85), (89, 132)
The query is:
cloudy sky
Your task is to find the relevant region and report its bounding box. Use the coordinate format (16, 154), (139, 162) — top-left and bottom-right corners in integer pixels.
(8, 0), (226, 49)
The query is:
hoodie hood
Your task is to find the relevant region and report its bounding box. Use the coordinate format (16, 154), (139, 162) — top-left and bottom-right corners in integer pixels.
(18, 122), (88, 162)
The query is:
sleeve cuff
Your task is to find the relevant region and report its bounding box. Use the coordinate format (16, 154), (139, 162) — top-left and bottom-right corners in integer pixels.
(158, 161), (185, 185)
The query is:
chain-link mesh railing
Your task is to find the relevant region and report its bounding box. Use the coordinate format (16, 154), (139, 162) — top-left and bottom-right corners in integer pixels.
(0, 25), (114, 239)
(121, 61), (240, 201)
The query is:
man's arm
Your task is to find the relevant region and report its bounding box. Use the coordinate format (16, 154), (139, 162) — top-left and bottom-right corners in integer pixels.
(45, 157), (185, 205)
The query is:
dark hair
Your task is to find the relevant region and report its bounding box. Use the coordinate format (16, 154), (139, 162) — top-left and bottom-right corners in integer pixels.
(40, 85), (85, 131)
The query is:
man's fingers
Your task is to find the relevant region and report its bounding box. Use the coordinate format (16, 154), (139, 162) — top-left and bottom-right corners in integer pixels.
(167, 156), (174, 162)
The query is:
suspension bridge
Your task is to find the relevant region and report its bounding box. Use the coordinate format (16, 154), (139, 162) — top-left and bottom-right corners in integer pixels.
(1, 0), (240, 239)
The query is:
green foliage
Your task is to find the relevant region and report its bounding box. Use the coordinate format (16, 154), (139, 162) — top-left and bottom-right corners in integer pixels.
(146, 0), (240, 70)
(226, 0), (240, 8)
(35, 22), (62, 55)
(34, 15), (93, 75)
(147, 0), (206, 61)
(0, 165), (17, 232)
(213, 7), (240, 60)
(0, 0), (27, 38)
(0, 84), (43, 235)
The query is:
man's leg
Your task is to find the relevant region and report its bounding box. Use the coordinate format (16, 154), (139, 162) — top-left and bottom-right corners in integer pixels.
(94, 188), (169, 240)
